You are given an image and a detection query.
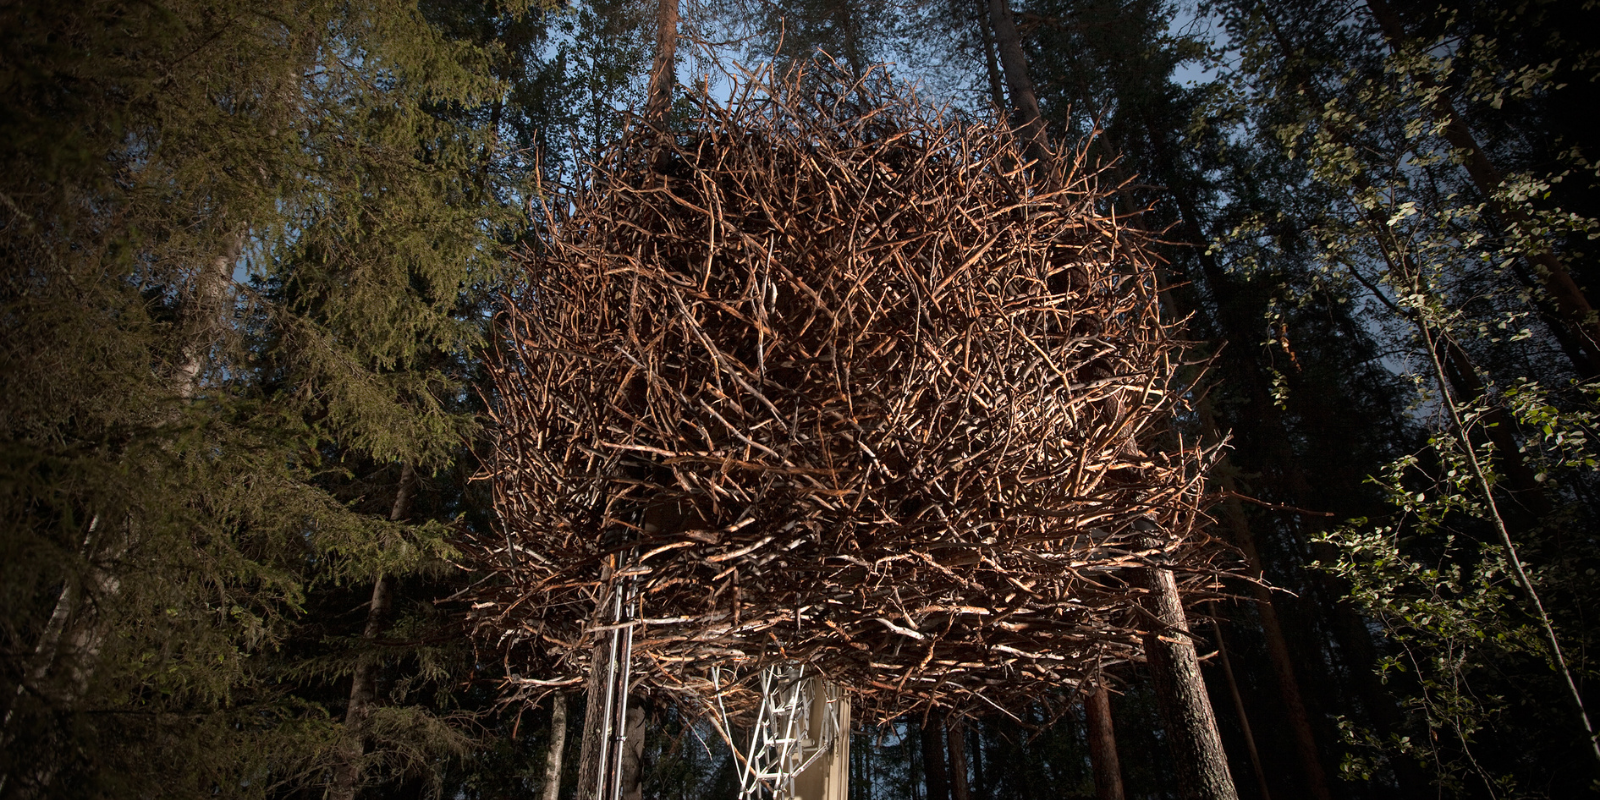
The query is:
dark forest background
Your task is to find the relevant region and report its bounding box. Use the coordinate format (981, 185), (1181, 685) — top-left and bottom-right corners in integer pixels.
(3, 0), (1599, 797)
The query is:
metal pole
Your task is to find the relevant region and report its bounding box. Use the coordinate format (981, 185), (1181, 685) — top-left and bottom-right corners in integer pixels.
(604, 577), (636, 800)
(594, 584), (623, 800)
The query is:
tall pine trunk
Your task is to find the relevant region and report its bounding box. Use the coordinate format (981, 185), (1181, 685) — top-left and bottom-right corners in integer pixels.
(1156, 166), (1333, 800)
(1085, 685), (1126, 800)
(1211, 619), (1272, 800)
(1135, 544), (1240, 800)
(576, 606), (616, 799)
(920, 715), (951, 800)
(984, 0), (1049, 166)
(946, 720), (971, 800)
(974, 0), (1007, 111)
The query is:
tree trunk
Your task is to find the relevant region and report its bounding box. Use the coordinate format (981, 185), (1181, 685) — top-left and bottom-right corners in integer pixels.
(920, 713), (951, 800)
(1211, 619), (1272, 800)
(1136, 549), (1240, 800)
(619, 704), (645, 800)
(946, 719), (971, 800)
(329, 462), (415, 800)
(984, 0), (1049, 166)
(1157, 164), (1332, 799)
(175, 229), (245, 400)
(643, 0), (680, 126)
(542, 693), (568, 800)
(1437, 337), (1551, 520)
(975, 0), (1007, 111)
(1085, 685), (1126, 800)
(1363, 0), (1600, 377)
(576, 635), (614, 800)
(969, 721), (985, 797)
(1203, 455), (1329, 800)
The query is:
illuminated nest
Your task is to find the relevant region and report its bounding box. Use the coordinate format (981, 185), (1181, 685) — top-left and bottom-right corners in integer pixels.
(468, 67), (1226, 724)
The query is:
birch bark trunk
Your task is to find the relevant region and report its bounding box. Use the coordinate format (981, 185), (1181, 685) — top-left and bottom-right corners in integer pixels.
(542, 693), (568, 800)
(1, 228), (244, 798)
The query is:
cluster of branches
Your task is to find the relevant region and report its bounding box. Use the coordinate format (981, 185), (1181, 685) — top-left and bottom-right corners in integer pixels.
(467, 66), (1228, 724)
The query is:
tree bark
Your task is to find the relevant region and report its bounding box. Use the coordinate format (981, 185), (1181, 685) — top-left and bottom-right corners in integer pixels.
(619, 704), (645, 800)
(575, 634), (614, 800)
(1136, 549), (1240, 800)
(1436, 337), (1551, 520)
(1085, 685), (1126, 800)
(920, 713), (951, 800)
(1363, 0), (1600, 377)
(174, 229), (245, 400)
(1156, 163), (1332, 799)
(946, 719), (971, 800)
(975, 0), (1007, 111)
(984, 0), (1050, 167)
(542, 693), (568, 800)
(643, 0), (680, 127)
(329, 462), (414, 800)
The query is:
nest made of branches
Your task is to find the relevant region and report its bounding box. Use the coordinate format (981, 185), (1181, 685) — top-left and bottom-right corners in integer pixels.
(467, 66), (1227, 723)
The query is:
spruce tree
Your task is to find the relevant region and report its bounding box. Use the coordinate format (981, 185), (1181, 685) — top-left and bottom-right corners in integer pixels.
(0, 0), (529, 795)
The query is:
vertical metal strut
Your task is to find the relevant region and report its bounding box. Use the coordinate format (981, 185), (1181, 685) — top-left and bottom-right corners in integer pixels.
(595, 574), (637, 800)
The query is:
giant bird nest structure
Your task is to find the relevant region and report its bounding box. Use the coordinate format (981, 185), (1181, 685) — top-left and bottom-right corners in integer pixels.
(469, 68), (1226, 724)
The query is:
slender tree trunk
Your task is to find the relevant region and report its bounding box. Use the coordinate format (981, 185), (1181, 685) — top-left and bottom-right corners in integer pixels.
(984, 0), (1050, 166)
(920, 714), (951, 800)
(1157, 166), (1333, 799)
(329, 462), (415, 800)
(946, 719), (971, 800)
(542, 693), (568, 800)
(1363, 0), (1600, 376)
(969, 721), (985, 797)
(1201, 449), (1329, 800)
(619, 704), (645, 800)
(1436, 337), (1551, 520)
(1211, 619), (1272, 800)
(1135, 545), (1240, 800)
(1085, 685), (1126, 800)
(975, 0), (1007, 111)
(175, 229), (245, 400)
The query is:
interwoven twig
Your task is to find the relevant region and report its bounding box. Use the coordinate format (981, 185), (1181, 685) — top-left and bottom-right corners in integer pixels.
(467, 66), (1226, 723)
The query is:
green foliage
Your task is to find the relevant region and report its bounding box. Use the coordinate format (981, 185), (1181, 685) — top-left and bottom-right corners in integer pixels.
(0, 0), (535, 795)
(1198, 0), (1600, 793)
